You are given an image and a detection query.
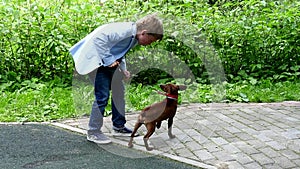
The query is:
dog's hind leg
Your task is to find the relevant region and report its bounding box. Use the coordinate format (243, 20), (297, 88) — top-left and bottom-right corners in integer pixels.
(128, 122), (142, 148)
(143, 123), (156, 151)
(167, 117), (175, 139)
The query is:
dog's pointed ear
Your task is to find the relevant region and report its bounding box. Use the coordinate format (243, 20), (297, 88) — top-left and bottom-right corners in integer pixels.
(178, 85), (187, 90)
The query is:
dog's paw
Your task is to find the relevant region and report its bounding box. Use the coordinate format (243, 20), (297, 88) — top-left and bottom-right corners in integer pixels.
(128, 143), (133, 148)
(216, 162), (229, 169)
(146, 146), (154, 151)
(128, 140), (134, 148)
(168, 134), (176, 139)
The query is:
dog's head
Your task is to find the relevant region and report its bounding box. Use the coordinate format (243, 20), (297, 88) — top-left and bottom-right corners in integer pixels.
(160, 84), (187, 95)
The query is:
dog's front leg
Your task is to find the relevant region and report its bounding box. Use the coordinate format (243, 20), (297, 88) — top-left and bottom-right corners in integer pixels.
(168, 118), (175, 139)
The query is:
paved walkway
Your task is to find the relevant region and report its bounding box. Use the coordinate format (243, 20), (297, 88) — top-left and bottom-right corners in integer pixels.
(54, 101), (300, 169)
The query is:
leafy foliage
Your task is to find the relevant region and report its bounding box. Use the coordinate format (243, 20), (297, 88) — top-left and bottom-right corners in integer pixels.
(1, 0), (299, 122)
(205, 0), (300, 82)
(0, 0), (299, 88)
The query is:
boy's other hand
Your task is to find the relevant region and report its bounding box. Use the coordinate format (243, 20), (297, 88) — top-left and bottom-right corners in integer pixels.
(123, 70), (131, 80)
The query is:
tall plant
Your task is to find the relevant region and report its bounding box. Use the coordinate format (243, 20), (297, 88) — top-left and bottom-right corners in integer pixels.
(0, 0), (299, 89)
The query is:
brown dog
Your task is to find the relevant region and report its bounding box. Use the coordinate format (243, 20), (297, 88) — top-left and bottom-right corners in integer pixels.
(128, 84), (187, 151)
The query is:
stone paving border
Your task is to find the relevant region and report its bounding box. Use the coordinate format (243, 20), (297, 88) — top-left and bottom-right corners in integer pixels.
(51, 122), (216, 169)
(54, 101), (300, 169)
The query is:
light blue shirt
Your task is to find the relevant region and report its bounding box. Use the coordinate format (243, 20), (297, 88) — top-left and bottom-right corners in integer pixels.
(70, 22), (138, 75)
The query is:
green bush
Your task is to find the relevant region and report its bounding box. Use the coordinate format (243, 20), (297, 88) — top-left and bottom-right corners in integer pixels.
(0, 0), (299, 89)
(200, 0), (300, 82)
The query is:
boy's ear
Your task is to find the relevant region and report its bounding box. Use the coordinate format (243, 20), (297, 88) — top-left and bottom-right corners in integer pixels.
(178, 85), (187, 90)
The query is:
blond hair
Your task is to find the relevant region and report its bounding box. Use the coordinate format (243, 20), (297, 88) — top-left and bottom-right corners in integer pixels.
(136, 13), (163, 40)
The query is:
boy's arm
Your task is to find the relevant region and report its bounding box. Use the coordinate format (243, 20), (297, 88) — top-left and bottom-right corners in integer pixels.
(93, 33), (118, 67)
(119, 57), (126, 70)
(93, 22), (136, 70)
(93, 22), (135, 67)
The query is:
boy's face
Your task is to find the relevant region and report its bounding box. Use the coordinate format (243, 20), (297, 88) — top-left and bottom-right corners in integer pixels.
(137, 31), (159, 46)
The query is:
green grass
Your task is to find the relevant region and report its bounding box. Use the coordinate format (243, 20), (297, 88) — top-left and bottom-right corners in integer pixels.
(227, 81), (300, 103)
(1, 80), (299, 122)
(0, 85), (76, 122)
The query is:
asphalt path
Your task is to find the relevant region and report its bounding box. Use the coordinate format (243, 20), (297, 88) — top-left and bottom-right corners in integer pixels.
(0, 124), (200, 169)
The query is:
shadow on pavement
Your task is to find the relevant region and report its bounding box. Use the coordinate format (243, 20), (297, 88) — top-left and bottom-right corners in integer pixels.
(0, 124), (201, 169)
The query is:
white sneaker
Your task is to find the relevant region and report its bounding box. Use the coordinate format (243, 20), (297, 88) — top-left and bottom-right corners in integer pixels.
(87, 132), (112, 144)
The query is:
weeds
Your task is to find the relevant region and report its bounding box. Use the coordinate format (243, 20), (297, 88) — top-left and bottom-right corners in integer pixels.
(1, 80), (299, 122)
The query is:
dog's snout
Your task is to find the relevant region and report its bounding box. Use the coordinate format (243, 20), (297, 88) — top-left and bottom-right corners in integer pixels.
(159, 84), (166, 91)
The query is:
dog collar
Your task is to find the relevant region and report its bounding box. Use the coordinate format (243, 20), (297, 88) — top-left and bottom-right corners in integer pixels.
(166, 94), (178, 100)
(156, 91), (178, 100)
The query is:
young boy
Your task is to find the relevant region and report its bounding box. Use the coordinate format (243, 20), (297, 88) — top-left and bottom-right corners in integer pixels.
(70, 14), (163, 144)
